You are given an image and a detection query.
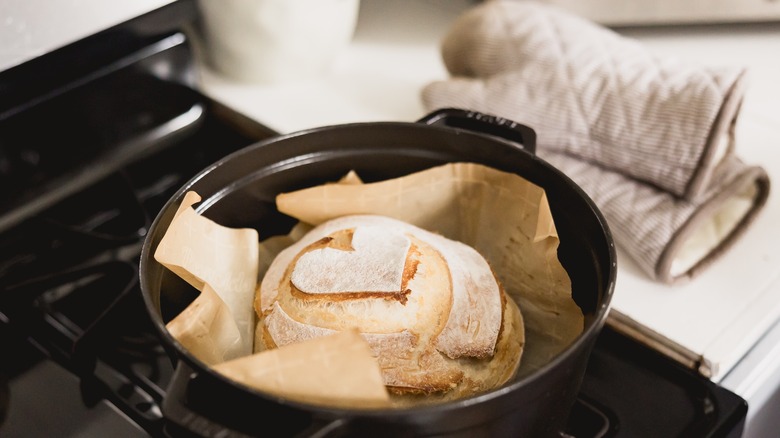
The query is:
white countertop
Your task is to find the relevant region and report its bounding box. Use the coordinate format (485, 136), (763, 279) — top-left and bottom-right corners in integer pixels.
(0, 0), (174, 72)
(195, 0), (780, 382)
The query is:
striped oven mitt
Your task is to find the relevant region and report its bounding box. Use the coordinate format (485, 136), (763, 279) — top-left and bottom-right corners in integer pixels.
(421, 0), (770, 284)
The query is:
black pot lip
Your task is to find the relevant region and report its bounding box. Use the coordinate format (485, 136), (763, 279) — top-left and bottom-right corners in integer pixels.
(139, 118), (617, 417)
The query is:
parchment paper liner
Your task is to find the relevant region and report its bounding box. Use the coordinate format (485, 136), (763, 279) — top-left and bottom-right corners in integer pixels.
(156, 162), (583, 409)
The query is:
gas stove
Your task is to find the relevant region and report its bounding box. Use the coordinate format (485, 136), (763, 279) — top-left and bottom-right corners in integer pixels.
(0, 1), (747, 436)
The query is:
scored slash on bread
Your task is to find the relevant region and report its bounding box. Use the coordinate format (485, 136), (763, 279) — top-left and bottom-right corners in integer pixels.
(256, 215), (524, 402)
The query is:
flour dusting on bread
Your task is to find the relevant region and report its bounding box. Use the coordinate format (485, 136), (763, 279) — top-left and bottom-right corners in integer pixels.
(291, 226), (411, 294)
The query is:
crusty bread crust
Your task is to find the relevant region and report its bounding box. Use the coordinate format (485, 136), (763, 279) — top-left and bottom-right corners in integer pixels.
(255, 215), (524, 403)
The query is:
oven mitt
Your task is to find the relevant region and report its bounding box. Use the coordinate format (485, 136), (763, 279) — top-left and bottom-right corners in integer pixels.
(421, 0), (771, 284)
(428, 0), (747, 201)
(541, 151), (769, 284)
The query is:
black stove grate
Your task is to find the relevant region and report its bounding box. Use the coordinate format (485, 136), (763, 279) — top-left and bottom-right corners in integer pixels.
(0, 81), (277, 436)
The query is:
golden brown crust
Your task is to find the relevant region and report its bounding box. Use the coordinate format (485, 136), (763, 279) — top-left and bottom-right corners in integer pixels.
(389, 297), (524, 406)
(256, 215), (523, 405)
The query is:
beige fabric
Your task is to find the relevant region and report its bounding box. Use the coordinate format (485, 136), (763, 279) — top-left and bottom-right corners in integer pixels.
(429, 0), (747, 201)
(540, 152), (769, 283)
(421, 0), (771, 284)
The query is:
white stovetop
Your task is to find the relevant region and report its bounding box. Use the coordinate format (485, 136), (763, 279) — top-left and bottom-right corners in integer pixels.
(195, 0), (780, 382)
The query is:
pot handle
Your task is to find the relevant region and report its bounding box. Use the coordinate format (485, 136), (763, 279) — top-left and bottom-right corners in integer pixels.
(418, 108), (537, 155)
(162, 361), (351, 437)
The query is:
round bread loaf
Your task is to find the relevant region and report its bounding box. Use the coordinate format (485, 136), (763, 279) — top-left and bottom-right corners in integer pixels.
(255, 214), (524, 405)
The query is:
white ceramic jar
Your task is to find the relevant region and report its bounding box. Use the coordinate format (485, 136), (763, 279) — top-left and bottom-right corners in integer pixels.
(196, 0), (360, 83)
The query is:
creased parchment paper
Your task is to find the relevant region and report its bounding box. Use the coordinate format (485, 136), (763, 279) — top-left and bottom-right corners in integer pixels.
(156, 192), (391, 408)
(165, 283), (242, 366)
(156, 162), (583, 408)
(214, 328), (390, 409)
(155, 191), (258, 359)
(274, 162), (583, 377)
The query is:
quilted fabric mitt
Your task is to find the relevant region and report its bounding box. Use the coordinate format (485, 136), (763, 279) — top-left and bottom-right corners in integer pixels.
(421, 0), (771, 284)
(429, 0), (747, 201)
(542, 151), (769, 284)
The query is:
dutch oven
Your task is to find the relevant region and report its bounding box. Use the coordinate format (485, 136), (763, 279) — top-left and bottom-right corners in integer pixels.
(139, 108), (616, 437)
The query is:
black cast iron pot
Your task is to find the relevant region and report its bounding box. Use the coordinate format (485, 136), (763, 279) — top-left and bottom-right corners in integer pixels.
(139, 108), (616, 437)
